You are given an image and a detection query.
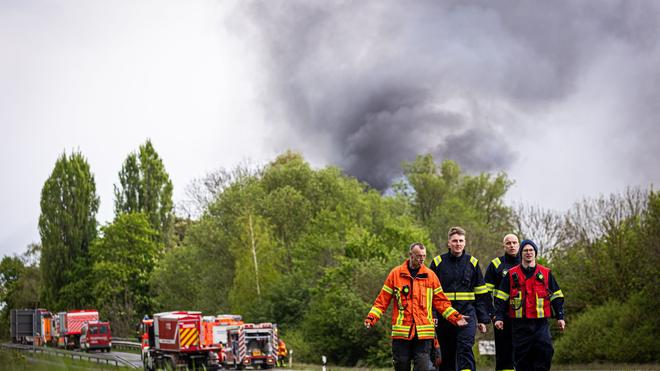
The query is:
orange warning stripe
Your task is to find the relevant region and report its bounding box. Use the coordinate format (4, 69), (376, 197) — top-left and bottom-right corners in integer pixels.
(180, 327), (199, 347)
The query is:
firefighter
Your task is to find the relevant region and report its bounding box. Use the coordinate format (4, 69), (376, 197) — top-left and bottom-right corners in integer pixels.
(494, 240), (565, 371)
(276, 339), (288, 367)
(364, 242), (469, 371)
(429, 226), (489, 371)
(484, 234), (520, 371)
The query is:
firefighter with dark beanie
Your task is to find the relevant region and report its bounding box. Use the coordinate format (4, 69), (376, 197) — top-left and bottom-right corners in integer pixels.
(493, 240), (566, 371)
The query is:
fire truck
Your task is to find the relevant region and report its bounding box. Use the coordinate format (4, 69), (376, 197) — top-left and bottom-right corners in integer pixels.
(52, 310), (100, 349)
(140, 311), (223, 370)
(214, 317), (278, 370)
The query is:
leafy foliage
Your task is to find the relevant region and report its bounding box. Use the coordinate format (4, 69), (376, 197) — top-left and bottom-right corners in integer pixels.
(14, 147), (658, 365)
(0, 253), (41, 338)
(554, 289), (660, 363)
(551, 190), (660, 361)
(90, 212), (159, 335)
(38, 151), (99, 310)
(114, 140), (174, 245)
(399, 155), (513, 262)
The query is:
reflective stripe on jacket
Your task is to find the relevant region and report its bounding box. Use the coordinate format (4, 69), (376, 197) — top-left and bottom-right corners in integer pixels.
(495, 265), (561, 319)
(367, 259), (463, 340)
(429, 252), (490, 323)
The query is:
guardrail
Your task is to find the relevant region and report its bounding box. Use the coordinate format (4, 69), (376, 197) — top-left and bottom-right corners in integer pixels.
(113, 337), (140, 342)
(1, 342), (139, 368)
(113, 340), (141, 351)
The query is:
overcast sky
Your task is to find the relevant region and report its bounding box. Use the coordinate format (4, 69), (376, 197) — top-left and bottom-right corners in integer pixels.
(2, 1), (660, 258)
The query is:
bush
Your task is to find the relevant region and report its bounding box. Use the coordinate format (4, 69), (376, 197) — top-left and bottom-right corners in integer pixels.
(555, 290), (660, 363)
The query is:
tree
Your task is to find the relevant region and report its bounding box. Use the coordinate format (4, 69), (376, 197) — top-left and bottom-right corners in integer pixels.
(90, 213), (159, 335)
(228, 212), (281, 322)
(399, 155), (513, 262)
(114, 139), (174, 245)
(558, 187), (648, 247)
(178, 161), (260, 219)
(150, 245), (201, 312)
(551, 188), (655, 314)
(39, 151), (99, 310)
(512, 204), (563, 256)
(0, 253), (40, 339)
(553, 190), (660, 363)
(400, 154), (448, 225)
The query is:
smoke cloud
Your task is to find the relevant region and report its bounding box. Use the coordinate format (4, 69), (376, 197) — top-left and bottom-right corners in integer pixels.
(236, 1), (660, 192)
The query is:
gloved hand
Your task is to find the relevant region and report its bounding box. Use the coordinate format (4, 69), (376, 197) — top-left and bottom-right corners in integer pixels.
(364, 316), (376, 329)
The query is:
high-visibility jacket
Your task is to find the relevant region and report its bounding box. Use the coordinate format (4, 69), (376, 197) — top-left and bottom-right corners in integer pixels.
(366, 259), (463, 340)
(277, 340), (287, 357)
(429, 252), (491, 324)
(494, 264), (564, 319)
(484, 253), (520, 317)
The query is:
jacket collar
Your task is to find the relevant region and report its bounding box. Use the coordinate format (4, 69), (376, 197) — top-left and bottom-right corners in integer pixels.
(399, 259), (430, 278)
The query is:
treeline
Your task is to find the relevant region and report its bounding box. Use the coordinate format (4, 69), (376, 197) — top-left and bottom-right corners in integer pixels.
(1, 142), (658, 366)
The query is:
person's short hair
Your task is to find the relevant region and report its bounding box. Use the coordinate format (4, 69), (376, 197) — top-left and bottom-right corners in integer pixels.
(409, 242), (425, 251)
(447, 226), (466, 240)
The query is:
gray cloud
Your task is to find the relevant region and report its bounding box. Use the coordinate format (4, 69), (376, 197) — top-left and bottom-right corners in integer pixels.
(237, 1), (660, 190)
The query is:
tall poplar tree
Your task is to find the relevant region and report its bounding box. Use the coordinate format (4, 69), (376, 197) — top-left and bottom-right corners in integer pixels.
(114, 139), (174, 245)
(39, 151), (99, 310)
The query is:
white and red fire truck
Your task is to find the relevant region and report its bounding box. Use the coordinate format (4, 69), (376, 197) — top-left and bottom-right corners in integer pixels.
(214, 316), (278, 370)
(53, 309), (99, 349)
(140, 311), (223, 371)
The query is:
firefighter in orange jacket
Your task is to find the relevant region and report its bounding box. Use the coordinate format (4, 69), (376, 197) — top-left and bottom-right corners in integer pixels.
(494, 240), (565, 371)
(365, 242), (469, 371)
(276, 339), (287, 367)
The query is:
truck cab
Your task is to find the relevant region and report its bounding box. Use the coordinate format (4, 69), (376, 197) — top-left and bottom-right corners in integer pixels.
(80, 321), (112, 352)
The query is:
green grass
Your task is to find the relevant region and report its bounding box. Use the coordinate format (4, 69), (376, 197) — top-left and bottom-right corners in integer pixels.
(3, 348), (658, 371)
(0, 348), (134, 371)
(287, 362), (660, 371)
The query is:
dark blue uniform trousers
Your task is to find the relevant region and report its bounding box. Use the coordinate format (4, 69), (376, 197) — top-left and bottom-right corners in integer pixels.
(494, 316), (515, 371)
(511, 318), (554, 371)
(437, 306), (476, 371)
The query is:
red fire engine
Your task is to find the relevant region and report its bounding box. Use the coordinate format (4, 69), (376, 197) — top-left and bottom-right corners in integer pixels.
(140, 311), (222, 370)
(214, 316), (278, 369)
(53, 310), (99, 349)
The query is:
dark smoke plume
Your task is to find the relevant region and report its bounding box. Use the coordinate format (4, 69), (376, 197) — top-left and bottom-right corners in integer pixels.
(235, 1), (660, 190)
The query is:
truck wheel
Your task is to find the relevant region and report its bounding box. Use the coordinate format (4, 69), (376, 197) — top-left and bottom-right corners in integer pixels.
(164, 357), (176, 371)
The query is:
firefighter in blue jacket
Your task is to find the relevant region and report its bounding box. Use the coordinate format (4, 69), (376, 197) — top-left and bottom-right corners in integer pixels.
(429, 226), (489, 371)
(484, 234), (520, 371)
(494, 240), (566, 371)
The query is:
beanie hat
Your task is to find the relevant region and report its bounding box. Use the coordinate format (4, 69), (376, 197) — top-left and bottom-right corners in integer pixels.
(519, 239), (539, 259)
